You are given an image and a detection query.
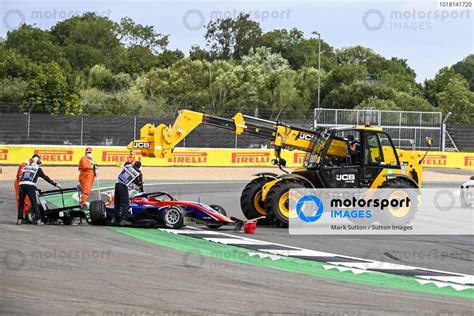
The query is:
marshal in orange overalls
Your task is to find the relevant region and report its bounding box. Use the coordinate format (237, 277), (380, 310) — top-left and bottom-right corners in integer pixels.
(14, 160), (31, 217)
(78, 148), (96, 207)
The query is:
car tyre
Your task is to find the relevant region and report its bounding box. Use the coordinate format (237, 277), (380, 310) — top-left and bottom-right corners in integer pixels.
(206, 204), (227, 229)
(163, 206), (185, 229)
(90, 200), (106, 225)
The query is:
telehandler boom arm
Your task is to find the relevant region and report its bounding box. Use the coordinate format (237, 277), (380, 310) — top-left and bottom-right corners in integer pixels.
(127, 110), (318, 158)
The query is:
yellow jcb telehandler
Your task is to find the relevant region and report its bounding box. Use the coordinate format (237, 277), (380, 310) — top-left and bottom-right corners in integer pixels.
(128, 110), (429, 227)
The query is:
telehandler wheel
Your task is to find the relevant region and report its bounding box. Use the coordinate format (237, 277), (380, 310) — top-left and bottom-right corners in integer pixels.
(377, 178), (418, 225)
(240, 177), (272, 225)
(265, 179), (306, 228)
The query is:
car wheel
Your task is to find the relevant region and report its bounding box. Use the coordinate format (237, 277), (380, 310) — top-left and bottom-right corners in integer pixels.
(206, 204), (226, 229)
(90, 200), (106, 225)
(377, 178), (418, 225)
(163, 206), (184, 229)
(26, 211), (37, 224)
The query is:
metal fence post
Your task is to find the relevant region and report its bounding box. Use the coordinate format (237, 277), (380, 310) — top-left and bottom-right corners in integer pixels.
(313, 108), (317, 128)
(399, 112), (402, 147)
(80, 115), (84, 145)
(441, 112), (452, 151)
(27, 112), (31, 141)
(133, 115), (137, 141)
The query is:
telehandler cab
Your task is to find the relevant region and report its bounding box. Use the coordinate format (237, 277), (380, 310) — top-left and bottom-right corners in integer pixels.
(128, 110), (429, 227)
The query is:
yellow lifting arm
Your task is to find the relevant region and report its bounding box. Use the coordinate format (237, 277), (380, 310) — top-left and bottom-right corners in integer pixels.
(128, 109), (319, 158)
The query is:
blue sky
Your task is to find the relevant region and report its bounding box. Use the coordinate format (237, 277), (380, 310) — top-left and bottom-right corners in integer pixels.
(0, 0), (472, 82)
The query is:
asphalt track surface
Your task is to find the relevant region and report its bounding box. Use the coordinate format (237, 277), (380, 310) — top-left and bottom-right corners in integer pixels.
(0, 180), (473, 315)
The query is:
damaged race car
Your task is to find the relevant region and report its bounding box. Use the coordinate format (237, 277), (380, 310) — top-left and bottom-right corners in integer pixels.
(27, 187), (88, 225)
(89, 191), (233, 229)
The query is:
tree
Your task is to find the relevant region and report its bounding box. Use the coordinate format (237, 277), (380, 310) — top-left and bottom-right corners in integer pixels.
(0, 78), (28, 102)
(335, 46), (379, 65)
(22, 63), (81, 115)
(155, 49), (184, 68)
(393, 92), (434, 112)
(241, 47), (290, 71)
(257, 28), (335, 70)
(4, 25), (62, 64)
(355, 96), (400, 110)
(80, 87), (151, 116)
(322, 64), (368, 100)
(321, 82), (397, 109)
(451, 54), (474, 91)
(51, 13), (123, 71)
(0, 48), (39, 80)
(424, 67), (465, 107)
(86, 64), (131, 92)
(189, 45), (211, 61)
(115, 17), (168, 53)
(436, 76), (474, 123)
(205, 13), (262, 60)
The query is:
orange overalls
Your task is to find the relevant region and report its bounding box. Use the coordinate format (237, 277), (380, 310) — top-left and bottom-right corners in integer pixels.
(79, 156), (95, 206)
(14, 161), (31, 217)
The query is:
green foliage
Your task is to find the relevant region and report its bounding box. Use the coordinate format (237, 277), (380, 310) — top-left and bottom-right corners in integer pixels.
(322, 64), (368, 99)
(205, 13), (262, 60)
(257, 28), (335, 70)
(321, 82), (397, 109)
(436, 76), (474, 123)
(355, 97), (400, 110)
(0, 78), (27, 102)
(51, 13), (123, 71)
(0, 48), (39, 80)
(336, 46), (378, 65)
(392, 92), (434, 112)
(22, 63), (81, 115)
(5, 25), (62, 64)
(451, 54), (474, 91)
(86, 65), (132, 92)
(423, 67), (465, 106)
(0, 13), (470, 124)
(80, 87), (154, 116)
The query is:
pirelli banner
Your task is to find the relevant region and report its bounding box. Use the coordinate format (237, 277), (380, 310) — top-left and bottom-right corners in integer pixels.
(0, 145), (473, 169)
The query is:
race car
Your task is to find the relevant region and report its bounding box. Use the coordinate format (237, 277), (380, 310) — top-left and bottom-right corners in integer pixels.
(461, 176), (474, 208)
(27, 187), (88, 225)
(89, 191), (233, 229)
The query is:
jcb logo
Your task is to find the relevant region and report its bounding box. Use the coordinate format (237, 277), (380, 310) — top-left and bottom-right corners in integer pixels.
(293, 152), (308, 164)
(35, 150), (73, 162)
(102, 151), (142, 163)
(423, 154), (447, 166)
(0, 149), (8, 160)
(297, 133), (315, 141)
(336, 174), (355, 182)
(465, 156), (474, 167)
(168, 152), (207, 164)
(133, 142), (150, 148)
(231, 152), (270, 164)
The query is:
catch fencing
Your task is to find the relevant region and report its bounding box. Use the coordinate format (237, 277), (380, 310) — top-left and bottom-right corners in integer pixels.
(0, 107), (449, 151)
(314, 108), (444, 151)
(0, 113), (311, 148)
